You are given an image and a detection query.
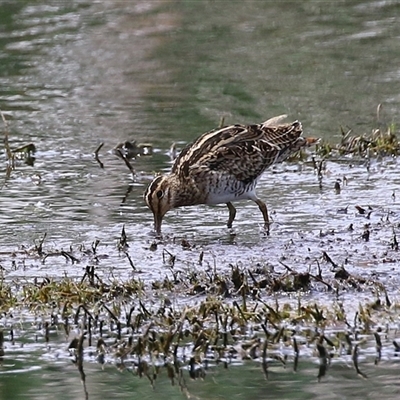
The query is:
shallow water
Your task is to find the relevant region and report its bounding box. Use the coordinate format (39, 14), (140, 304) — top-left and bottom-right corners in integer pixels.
(1, 0), (400, 241)
(1, 0), (400, 398)
(2, 338), (400, 400)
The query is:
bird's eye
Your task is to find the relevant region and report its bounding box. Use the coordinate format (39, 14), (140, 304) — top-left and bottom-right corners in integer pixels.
(156, 190), (164, 199)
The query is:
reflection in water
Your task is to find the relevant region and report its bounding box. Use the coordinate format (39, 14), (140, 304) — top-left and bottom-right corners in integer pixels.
(2, 347), (400, 400)
(1, 0), (400, 398)
(0, 0), (399, 245)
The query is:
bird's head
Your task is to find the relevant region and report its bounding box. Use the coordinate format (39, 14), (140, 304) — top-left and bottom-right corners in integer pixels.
(144, 175), (175, 236)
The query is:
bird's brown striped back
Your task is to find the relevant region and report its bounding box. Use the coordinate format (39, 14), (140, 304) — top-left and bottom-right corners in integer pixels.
(171, 120), (308, 183)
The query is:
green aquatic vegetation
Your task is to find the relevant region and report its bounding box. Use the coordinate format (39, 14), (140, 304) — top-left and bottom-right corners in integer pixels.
(316, 124), (400, 158)
(1, 242), (400, 397)
(285, 120), (399, 162)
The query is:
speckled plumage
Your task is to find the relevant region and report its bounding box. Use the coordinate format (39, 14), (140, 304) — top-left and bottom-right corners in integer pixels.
(144, 115), (318, 235)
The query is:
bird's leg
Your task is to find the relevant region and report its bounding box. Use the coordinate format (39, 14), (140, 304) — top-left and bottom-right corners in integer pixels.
(226, 202), (236, 228)
(254, 198), (270, 234)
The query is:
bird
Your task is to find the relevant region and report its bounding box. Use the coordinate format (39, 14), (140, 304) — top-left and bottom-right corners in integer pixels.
(144, 115), (318, 236)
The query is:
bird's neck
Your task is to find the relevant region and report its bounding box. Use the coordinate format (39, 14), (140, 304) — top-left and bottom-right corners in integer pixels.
(168, 174), (205, 208)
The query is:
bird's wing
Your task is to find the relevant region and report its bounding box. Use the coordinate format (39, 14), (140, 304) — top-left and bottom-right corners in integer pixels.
(172, 120), (304, 182)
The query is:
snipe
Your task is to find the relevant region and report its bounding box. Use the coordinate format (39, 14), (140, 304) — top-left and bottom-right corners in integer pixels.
(144, 115), (318, 236)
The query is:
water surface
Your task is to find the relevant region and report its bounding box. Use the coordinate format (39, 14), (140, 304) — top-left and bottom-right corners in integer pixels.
(1, 0), (400, 398)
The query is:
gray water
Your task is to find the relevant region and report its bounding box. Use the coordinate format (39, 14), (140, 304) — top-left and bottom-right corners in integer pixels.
(1, 0), (400, 398)
(3, 358), (400, 400)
